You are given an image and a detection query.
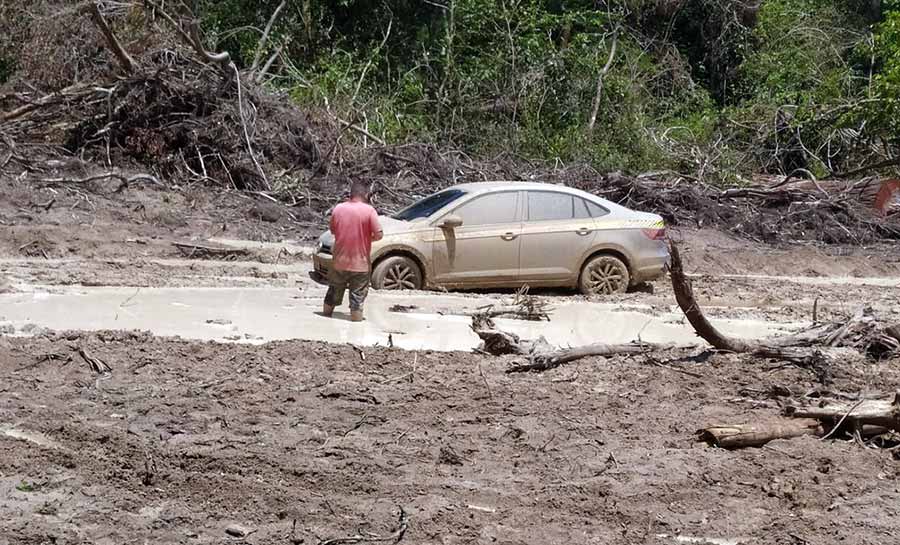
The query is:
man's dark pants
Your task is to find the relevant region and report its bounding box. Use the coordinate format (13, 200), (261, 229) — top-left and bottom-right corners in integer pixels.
(324, 269), (370, 311)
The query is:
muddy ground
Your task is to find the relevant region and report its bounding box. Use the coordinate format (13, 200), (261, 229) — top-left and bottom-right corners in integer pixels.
(3, 182), (900, 545)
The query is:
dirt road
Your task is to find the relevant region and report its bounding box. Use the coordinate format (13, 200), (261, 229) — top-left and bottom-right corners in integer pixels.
(3, 184), (900, 544)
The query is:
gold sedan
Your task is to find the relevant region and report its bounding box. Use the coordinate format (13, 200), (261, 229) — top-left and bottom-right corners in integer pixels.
(313, 181), (669, 296)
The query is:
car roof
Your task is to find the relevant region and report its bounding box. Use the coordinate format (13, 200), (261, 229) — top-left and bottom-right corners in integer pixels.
(448, 180), (615, 203)
(450, 181), (575, 193)
(445, 181), (639, 216)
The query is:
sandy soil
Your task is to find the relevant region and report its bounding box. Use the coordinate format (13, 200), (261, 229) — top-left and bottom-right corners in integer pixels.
(3, 182), (900, 545)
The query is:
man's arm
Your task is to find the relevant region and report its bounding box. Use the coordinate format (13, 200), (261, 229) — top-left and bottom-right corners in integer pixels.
(370, 209), (384, 241)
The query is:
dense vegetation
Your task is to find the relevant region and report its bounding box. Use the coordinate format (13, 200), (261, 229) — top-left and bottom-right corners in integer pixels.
(2, 0), (900, 183)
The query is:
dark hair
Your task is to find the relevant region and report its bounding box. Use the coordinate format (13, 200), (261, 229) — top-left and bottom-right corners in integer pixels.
(350, 179), (370, 199)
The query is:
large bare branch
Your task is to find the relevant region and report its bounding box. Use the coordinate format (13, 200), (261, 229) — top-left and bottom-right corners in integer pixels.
(587, 30), (619, 133)
(87, 1), (138, 74)
(142, 0), (196, 50)
(142, 0), (231, 73)
(668, 240), (757, 352)
(188, 19), (232, 69)
(256, 43), (285, 83)
(250, 0), (287, 73)
(232, 63), (270, 191)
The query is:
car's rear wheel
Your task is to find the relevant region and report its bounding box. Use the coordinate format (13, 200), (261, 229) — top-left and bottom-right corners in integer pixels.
(372, 255), (423, 291)
(579, 254), (630, 296)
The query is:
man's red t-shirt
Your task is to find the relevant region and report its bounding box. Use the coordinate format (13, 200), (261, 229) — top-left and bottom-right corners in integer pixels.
(330, 201), (382, 273)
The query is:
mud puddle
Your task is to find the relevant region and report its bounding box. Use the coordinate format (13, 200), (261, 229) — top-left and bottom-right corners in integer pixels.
(0, 425), (62, 450)
(1, 285), (803, 351)
(713, 273), (900, 288)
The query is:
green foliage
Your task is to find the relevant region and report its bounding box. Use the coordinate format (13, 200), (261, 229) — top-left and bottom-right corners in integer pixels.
(738, 0), (863, 105)
(187, 0), (900, 179)
(869, 2), (900, 140)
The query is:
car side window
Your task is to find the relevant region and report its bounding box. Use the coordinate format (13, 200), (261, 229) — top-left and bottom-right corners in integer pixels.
(574, 198), (592, 219)
(452, 192), (519, 225)
(585, 200), (610, 218)
(528, 191), (574, 222)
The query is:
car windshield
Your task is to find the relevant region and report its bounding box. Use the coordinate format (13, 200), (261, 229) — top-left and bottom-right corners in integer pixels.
(392, 189), (466, 221)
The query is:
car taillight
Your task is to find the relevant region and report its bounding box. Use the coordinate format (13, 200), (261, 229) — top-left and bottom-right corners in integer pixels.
(642, 227), (666, 240)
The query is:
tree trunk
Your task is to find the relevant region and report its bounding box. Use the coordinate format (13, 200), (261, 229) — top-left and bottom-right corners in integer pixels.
(786, 393), (900, 431)
(506, 342), (669, 373)
(669, 241), (758, 352)
(698, 420), (822, 449)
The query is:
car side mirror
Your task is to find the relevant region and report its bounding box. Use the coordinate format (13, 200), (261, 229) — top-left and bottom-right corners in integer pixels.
(439, 214), (463, 229)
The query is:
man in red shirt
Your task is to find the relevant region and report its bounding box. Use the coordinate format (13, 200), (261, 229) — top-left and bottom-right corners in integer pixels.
(323, 179), (383, 322)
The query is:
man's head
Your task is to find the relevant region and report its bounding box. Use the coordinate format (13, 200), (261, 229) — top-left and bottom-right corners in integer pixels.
(349, 179), (371, 203)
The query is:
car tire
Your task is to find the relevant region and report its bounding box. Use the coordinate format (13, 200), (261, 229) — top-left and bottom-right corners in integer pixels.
(579, 254), (630, 296)
(372, 255), (423, 291)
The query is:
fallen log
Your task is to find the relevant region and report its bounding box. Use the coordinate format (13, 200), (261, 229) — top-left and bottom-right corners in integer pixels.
(172, 242), (248, 260)
(698, 418), (890, 449)
(668, 240), (898, 362)
(698, 420), (822, 449)
(480, 240), (898, 372)
(504, 342), (679, 373)
(785, 393), (900, 432)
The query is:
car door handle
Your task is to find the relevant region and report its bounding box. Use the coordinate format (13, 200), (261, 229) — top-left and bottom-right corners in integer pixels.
(501, 232), (519, 241)
(576, 227), (592, 236)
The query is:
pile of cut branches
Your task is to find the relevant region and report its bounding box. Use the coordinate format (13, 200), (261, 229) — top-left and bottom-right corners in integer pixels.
(577, 171), (900, 245)
(1, 1), (321, 193)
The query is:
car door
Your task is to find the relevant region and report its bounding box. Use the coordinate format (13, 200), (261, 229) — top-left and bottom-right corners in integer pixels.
(431, 191), (523, 286)
(518, 191), (600, 283)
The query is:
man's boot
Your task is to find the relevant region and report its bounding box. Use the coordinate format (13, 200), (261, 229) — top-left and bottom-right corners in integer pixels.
(322, 304), (334, 317)
(350, 310), (364, 322)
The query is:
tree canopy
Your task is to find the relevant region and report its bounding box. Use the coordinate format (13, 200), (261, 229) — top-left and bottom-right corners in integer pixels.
(3, 0), (900, 181)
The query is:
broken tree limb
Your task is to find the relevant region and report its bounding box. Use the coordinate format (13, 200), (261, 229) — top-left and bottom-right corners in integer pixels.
(1, 84), (92, 123)
(232, 62), (271, 190)
(669, 240), (756, 353)
(188, 19), (231, 70)
(483, 241), (897, 375)
(506, 342), (666, 373)
(172, 241), (248, 259)
(587, 29), (618, 133)
(786, 393), (900, 432)
(142, 0), (198, 53)
(250, 0), (287, 73)
(698, 420), (822, 449)
(669, 240), (897, 363)
(78, 347), (112, 374)
(40, 172), (161, 191)
(317, 506), (409, 545)
(703, 394), (900, 450)
(88, 1), (138, 74)
(256, 43), (285, 83)
(337, 117), (386, 146)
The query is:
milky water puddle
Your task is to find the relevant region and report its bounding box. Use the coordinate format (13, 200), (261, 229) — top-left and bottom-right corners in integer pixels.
(713, 273), (900, 288)
(0, 425), (62, 450)
(0, 284), (805, 351)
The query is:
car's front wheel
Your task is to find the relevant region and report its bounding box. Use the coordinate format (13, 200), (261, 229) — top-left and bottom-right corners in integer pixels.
(579, 254), (630, 296)
(372, 255), (423, 291)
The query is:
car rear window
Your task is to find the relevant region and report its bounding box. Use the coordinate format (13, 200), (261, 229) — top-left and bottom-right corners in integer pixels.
(583, 199), (609, 218)
(393, 189), (466, 221)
